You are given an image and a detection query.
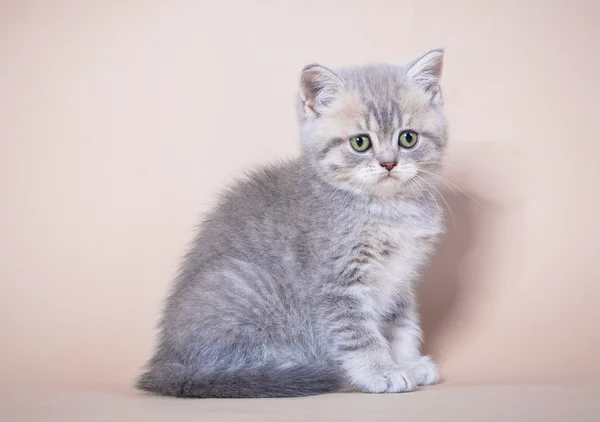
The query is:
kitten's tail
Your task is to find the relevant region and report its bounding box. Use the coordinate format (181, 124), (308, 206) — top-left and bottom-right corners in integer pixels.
(135, 362), (343, 398)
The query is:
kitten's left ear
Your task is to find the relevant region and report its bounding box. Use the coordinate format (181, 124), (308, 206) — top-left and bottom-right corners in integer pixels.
(405, 48), (444, 105)
(300, 64), (345, 117)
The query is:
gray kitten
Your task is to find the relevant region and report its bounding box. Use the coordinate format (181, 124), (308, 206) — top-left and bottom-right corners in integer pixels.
(136, 49), (448, 398)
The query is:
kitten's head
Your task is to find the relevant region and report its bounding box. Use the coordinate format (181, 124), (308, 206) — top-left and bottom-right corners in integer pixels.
(297, 49), (447, 199)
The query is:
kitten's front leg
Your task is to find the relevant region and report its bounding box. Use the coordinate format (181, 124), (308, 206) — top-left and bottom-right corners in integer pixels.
(329, 296), (415, 393)
(388, 308), (440, 386)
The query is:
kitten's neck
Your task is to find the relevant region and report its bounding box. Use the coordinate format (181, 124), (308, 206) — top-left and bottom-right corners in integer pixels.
(364, 195), (440, 222)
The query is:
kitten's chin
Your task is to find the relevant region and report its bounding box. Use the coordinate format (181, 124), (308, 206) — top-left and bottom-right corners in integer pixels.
(370, 184), (408, 199)
(348, 177), (411, 200)
(365, 166), (419, 198)
(324, 172), (412, 201)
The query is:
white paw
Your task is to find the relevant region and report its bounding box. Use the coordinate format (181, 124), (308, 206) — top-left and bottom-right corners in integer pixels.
(410, 355), (440, 386)
(352, 367), (415, 393)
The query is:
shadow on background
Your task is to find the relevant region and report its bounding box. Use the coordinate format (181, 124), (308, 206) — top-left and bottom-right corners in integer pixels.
(419, 188), (486, 357)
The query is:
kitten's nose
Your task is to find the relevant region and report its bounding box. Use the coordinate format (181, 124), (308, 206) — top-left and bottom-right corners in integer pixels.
(380, 161), (398, 171)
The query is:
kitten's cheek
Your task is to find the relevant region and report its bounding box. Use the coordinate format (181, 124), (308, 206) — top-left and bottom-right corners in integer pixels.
(398, 164), (418, 180)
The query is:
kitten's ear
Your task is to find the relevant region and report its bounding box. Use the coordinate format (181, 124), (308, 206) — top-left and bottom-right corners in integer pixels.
(405, 49), (444, 105)
(300, 64), (345, 116)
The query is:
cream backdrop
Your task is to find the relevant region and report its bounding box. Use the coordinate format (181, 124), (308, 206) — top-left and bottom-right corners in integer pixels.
(1, 0), (599, 389)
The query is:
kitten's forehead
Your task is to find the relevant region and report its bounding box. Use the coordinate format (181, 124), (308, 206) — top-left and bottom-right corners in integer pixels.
(333, 64), (419, 134)
(335, 64), (403, 105)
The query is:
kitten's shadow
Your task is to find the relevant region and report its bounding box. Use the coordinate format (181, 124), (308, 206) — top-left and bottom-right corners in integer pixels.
(419, 189), (483, 357)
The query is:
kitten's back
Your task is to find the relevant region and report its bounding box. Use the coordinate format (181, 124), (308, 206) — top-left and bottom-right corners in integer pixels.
(136, 159), (344, 398)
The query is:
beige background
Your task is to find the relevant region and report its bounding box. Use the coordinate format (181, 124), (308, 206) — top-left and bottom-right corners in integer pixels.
(1, 0), (599, 393)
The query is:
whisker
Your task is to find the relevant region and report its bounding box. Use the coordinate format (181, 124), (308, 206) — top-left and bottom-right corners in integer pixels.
(420, 161), (461, 169)
(419, 170), (467, 209)
(420, 161), (495, 194)
(406, 179), (426, 208)
(415, 175), (456, 232)
(418, 168), (484, 210)
(411, 177), (446, 228)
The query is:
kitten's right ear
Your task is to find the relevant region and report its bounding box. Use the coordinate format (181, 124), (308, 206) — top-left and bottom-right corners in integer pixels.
(300, 64), (345, 117)
(405, 48), (444, 105)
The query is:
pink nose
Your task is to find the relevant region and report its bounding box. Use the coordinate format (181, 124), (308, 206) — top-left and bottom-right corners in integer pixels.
(380, 161), (398, 171)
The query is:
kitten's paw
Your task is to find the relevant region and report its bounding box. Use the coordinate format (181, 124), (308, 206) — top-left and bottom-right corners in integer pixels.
(353, 367), (415, 393)
(410, 355), (440, 386)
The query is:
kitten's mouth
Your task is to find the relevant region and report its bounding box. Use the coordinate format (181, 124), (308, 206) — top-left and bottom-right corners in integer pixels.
(380, 173), (398, 181)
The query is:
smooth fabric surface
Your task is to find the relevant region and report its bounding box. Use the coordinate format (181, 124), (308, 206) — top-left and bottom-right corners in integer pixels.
(2, 384), (599, 422)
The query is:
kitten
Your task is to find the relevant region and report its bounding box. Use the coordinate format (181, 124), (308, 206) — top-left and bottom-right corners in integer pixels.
(136, 49), (448, 398)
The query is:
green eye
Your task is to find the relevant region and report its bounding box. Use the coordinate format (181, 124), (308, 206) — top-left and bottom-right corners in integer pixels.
(398, 130), (418, 149)
(350, 135), (371, 152)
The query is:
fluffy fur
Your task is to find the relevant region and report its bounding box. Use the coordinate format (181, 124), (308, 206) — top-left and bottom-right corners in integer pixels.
(136, 49), (448, 398)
